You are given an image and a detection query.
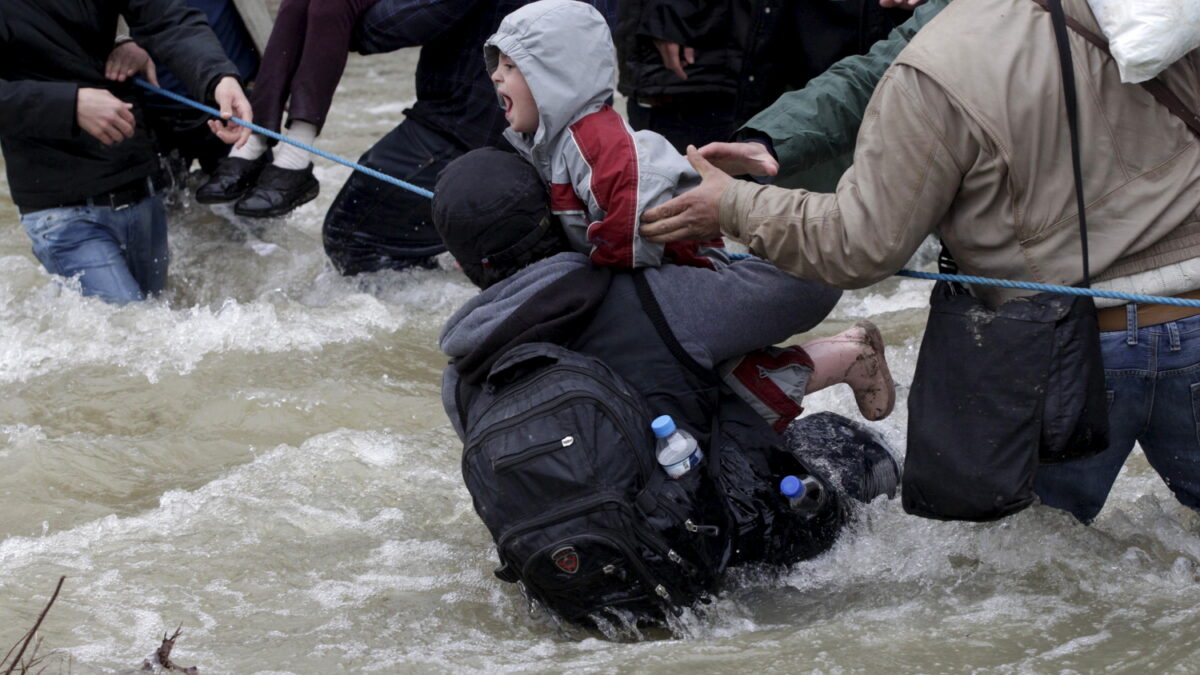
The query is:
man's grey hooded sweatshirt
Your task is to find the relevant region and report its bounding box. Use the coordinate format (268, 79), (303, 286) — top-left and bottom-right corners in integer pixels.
(484, 0), (727, 269)
(438, 252), (841, 439)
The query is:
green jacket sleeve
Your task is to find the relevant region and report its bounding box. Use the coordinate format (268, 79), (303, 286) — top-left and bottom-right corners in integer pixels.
(737, 0), (949, 190)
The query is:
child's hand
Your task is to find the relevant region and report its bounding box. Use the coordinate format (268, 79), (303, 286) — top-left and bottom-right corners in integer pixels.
(654, 40), (695, 80)
(698, 142), (779, 178)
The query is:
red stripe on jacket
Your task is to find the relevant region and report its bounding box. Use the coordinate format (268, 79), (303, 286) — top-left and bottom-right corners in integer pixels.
(569, 106), (639, 267)
(568, 106), (721, 269)
(550, 183), (585, 213)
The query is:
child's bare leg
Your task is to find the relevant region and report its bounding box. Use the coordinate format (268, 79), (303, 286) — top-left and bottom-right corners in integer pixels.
(802, 320), (895, 421)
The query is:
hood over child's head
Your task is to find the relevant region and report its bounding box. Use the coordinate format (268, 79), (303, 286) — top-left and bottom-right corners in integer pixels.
(484, 0), (615, 146)
(432, 147), (569, 289)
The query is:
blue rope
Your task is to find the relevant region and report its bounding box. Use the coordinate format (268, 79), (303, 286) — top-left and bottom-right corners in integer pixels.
(895, 269), (1200, 308)
(138, 80), (1200, 309)
(729, 253), (1200, 307)
(133, 78), (435, 199)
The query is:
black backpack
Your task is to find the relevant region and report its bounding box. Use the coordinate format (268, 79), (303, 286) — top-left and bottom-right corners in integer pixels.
(457, 342), (730, 626)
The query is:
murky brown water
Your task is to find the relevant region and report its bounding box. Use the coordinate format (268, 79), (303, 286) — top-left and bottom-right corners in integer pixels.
(2, 46), (1199, 674)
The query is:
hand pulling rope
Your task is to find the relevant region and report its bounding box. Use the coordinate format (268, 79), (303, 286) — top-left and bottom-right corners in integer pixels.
(134, 78), (434, 199)
(140, 79), (1200, 309)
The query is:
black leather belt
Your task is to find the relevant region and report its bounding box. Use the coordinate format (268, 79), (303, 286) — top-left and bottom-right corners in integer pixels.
(47, 176), (158, 212)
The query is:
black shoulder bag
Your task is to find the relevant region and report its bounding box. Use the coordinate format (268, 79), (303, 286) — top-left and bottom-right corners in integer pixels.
(901, 0), (1109, 521)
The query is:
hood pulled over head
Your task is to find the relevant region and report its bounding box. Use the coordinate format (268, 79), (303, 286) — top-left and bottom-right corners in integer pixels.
(484, 0), (615, 150)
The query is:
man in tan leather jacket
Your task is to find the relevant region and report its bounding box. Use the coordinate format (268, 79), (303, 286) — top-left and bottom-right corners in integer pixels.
(640, 0), (1200, 523)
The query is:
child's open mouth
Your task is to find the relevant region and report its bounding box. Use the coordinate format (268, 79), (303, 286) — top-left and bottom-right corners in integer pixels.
(501, 94), (513, 117)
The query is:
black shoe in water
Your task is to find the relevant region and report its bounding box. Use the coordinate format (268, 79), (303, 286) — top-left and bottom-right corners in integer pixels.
(195, 153), (271, 204)
(234, 163), (320, 218)
(860, 443), (900, 502)
(783, 411), (900, 503)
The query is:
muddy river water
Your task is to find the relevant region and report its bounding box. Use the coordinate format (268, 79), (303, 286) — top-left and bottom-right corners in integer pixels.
(2, 47), (1199, 674)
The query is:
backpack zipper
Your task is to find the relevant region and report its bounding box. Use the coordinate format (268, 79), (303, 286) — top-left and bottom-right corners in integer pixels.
(492, 434), (575, 474)
(469, 392), (652, 478)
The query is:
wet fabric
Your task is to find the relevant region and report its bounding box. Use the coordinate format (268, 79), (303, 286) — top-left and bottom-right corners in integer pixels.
(903, 281), (1108, 521)
(20, 197), (168, 304)
(322, 120), (459, 275)
(1035, 313), (1200, 522)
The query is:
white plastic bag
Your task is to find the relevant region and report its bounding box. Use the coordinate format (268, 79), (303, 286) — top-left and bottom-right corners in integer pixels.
(1086, 0), (1200, 83)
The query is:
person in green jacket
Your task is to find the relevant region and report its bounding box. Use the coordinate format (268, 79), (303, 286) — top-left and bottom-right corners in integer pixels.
(698, 0), (949, 192)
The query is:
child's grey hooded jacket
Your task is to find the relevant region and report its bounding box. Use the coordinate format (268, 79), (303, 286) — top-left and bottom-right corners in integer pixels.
(484, 0), (726, 268)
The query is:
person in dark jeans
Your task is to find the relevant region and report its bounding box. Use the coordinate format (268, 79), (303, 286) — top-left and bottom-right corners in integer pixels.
(320, 0), (617, 276)
(196, 0), (384, 218)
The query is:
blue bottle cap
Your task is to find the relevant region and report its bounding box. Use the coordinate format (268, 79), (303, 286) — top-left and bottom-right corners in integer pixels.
(780, 475), (806, 499)
(651, 415), (676, 438)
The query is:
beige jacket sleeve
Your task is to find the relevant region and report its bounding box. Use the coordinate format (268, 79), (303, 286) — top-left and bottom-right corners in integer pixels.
(718, 67), (977, 289)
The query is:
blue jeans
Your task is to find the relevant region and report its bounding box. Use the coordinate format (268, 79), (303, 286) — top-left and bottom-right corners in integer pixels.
(1035, 310), (1200, 522)
(20, 196), (168, 304)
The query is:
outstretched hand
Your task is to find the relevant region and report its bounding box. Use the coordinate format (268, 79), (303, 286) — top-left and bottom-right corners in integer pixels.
(698, 141), (779, 177)
(207, 76), (253, 147)
(640, 145), (731, 243)
(105, 40), (158, 87)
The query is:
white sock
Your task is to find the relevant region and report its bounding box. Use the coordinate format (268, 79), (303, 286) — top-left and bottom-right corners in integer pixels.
(272, 120), (317, 171)
(228, 132), (268, 161)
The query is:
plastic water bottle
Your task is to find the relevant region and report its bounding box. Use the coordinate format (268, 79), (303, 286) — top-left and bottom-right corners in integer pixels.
(780, 474), (826, 513)
(651, 415), (703, 479)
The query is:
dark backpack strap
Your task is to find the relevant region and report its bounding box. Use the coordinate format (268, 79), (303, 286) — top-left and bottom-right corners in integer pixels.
(1044, 0), (1091, 288)
(454, 366), (474, 436)
(632, 271), (730, 529)
(631, 272), (721, 386)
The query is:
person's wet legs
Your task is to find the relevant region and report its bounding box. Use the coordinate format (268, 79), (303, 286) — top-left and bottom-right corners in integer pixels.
(1035, 312), (1200, 522)
(123, 196), (170, 297)
(20, 196), (168, 304)
(1134, 315), (1200, 511)
(322, 119), (461, 275)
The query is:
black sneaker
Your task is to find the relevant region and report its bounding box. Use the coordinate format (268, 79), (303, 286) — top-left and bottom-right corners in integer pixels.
(234, 163), (319, 218)
(195, 152), (271, 204)
(782, 411), (899, 503)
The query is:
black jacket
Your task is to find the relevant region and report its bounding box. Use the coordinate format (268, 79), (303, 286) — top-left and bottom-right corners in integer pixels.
(0, 0), (239, 210)
(616, 0), (908, 125)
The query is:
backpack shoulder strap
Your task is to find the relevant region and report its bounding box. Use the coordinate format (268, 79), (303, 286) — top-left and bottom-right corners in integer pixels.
(631, 272), (721, 386)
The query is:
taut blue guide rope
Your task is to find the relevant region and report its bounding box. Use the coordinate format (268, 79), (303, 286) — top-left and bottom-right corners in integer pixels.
(894, 269), (1200, 308)
(133, 78), (434, 199)
(138, 79), (1200, 309)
